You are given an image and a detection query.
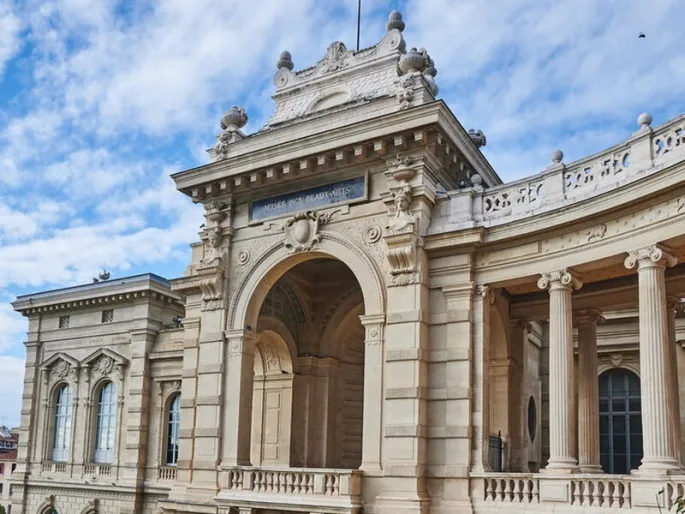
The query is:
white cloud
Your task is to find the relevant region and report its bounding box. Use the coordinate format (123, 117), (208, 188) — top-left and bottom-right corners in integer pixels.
(0, 356), (25, 427)
(405, 0), (685, 179)
(0, 0), (22, 78)
(0, 302), (26, 353)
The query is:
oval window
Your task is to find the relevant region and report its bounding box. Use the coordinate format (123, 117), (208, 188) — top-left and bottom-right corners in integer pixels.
(528, 396), (537, 441)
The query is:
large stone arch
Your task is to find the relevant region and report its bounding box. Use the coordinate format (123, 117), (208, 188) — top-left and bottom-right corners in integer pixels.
(229, 231), (385, 331)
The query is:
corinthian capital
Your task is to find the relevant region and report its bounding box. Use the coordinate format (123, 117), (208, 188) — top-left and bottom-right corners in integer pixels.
(537, 269), (583, 291)
(624, 244), (678, 270)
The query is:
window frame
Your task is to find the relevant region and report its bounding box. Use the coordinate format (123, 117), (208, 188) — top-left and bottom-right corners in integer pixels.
(598, 368), (642, 474)
(92, 381), (118, 464)
(164, 392), (181, 466)
(51, 383), (73, 462)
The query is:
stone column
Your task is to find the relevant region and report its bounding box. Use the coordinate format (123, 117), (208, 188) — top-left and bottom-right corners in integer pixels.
(625, 245), (680, 473)
(575, 309), (603, 473)
(221, 329), (257, 466)
(359, 313), (385, 475)
(666, 296), (683, 467)
(538, 270), (582, 473)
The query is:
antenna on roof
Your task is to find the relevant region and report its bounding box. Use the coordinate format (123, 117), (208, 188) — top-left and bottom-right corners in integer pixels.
(356, 0), (361, 51)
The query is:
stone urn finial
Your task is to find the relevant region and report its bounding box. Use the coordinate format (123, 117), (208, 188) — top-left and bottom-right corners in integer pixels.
(277, 50), (294, 71)
(220, 106), (248, 131)
(399, 48), (426, 74)
(387, 11), (406, 32)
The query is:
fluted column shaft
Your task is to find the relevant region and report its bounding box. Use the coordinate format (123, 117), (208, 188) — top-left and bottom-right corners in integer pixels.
(576, 310), (603, 473)
(538, 270), (582, 473)
(625, 245), (680, 473)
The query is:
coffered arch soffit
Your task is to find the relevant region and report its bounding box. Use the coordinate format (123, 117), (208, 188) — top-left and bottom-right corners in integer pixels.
(229, 231), (385, 332)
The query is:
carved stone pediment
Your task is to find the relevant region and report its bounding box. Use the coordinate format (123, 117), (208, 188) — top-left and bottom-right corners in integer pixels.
(81, 348), (128, 381)
(40, 352), (80, 384)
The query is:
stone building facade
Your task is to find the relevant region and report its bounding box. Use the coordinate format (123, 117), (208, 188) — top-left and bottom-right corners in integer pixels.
(10, 10), (685, 514)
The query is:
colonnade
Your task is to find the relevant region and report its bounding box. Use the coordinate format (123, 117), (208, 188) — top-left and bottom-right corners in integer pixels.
(536, 244), (682, 475)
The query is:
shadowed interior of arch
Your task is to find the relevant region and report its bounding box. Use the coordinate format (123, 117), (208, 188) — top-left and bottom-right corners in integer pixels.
(250, 257), (365, 469)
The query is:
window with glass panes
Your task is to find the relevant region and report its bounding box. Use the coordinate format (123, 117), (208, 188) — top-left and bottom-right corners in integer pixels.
(94, 382), (117, 463)
(52, 384), (72, 462)
(599, 369), (642, 474)
(166, 393), (181, 465)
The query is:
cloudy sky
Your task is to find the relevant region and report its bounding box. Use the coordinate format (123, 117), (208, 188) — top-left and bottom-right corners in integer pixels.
(1, 0), (684, 427)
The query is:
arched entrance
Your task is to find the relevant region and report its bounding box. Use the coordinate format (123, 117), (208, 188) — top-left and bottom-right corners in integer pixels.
(599, 369), (643, 474)
(248, 257), (367, 469)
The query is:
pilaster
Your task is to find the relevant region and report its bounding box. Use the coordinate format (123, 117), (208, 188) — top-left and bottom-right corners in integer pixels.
(469, 285), (495, 473)
(575, 309), (603, 473)
(625, 244), (681, 474)
(123, 327), (156, 510)
(11, 316), (42, 514)
(359, 313), (385, 475)
(538, 269), (582, 473)
(666, 296), (683, 468)
(220, 329), (257, 467)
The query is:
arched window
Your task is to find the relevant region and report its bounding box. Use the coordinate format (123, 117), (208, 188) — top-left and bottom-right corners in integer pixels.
(166, 393), (181, 466)
(52, 384), (72, 462)
(94, 382), (117, 463)
(599, 369), (642, 474)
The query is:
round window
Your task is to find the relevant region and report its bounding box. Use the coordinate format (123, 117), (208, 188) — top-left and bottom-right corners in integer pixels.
(528, 396), (537, 441)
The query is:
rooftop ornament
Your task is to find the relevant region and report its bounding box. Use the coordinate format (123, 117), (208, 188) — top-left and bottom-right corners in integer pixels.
(551, 149), (564, 165)
(277, 51), (294, 71)
(637, 112), (652, 131)
(214, 106), (248, 159)
(386, 10), (406, 32)
(399, 48), (426, 74)
(468, 129), (487, 149)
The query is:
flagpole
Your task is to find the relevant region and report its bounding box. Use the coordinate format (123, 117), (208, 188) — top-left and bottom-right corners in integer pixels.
(356, 0), (361, 51)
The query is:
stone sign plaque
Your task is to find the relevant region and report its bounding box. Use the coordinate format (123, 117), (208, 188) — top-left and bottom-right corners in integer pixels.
(251, 176), (366, 222)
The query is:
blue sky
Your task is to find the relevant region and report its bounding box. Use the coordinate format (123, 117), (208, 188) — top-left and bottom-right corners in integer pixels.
(1, 0), (684, 427)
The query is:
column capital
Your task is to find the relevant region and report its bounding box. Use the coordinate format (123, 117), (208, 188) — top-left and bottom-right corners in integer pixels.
(624, 244), (678, 270)
(474, 285), (500, 304)
(359, 313), (386, 326)
(667, 295), (684, 313)
(574, 309), (604, 327)
(224, 329), (257, 356)
(537, 269), (583, 291)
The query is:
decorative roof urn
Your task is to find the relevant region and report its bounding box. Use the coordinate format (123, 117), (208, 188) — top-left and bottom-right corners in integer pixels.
(399, 48), (426, 74)
(221, 106), (248, 131)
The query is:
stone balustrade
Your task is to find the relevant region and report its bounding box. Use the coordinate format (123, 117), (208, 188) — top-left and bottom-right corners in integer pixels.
(158, 466), (177, 481)
(83, 463), (111, 477)
(474, 473), (685, 512)
(433, 114), (685, 233)
(40, 461), (67, 475)
(217, 466), (363, 514)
